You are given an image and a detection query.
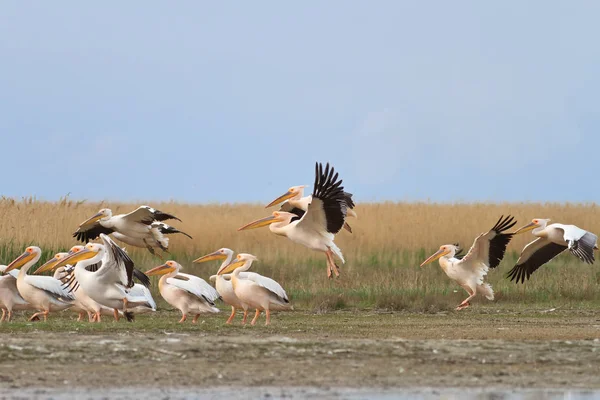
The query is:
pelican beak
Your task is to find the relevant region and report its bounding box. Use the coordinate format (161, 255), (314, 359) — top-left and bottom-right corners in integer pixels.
(265, 190), (297, 208)
(146, 263), (176, 276)
(513, 222), (537, 235)
(79, 212), (104, 227)
(193, 251), (227, 264)
(34, 256), (62, 274)
(238, 214), (281, 231)
(218, 260), (245, 275)
(54, 248), (98, 269)
(420, 248), (450, 267)
(5, 251), (36, 273)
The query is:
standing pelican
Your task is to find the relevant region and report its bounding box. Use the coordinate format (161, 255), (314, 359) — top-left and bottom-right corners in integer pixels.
(0, 265), (32, 322)
(72, 205), (185, 256)
(4, 247), (73, 321)
(219, 253), (291, 325)
(507, 219), (598, 283)
(146, 261), (219, 323)
(239, 163), (351, 278)
(266, 184), (357, 233)
(420, 216), (516, 310)
(48, 234), (153, 322)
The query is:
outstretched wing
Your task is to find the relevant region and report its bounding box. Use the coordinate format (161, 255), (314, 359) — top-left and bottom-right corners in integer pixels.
(461, 215), (517, 269)
(507, 237), (567, 283)
(122, 205), (181, 225)
(73, 224), (114, 243)
(152, 222), (193, 239)
(98, 234), (136, 288)
(562, 225), (597, 264)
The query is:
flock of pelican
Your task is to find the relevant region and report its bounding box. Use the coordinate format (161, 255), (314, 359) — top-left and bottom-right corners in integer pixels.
(0, 162), (598, 323)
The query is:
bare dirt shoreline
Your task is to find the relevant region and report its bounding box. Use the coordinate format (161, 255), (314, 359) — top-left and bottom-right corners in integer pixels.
(0, 310), (599, 391)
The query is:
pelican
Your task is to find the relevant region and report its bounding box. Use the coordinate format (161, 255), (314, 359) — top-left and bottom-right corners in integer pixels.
(266, 184), (357, 233)
(507, 219), (598, 283)
(420, 215), (517, 310)
(239, 162), (352, 278)
(194, 248), (254, 324)
(219, 253), (291, 325)
(47, 234), (154, 322)
(72, 205), (185, 256)
(146, 261), (219, 323)
(4, 247), (73, 321)
(112, 222), (192, 253)
(0, 265), (32, 322)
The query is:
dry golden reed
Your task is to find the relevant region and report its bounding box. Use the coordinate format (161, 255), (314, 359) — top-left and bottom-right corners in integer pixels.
(1, 197), (599, 310)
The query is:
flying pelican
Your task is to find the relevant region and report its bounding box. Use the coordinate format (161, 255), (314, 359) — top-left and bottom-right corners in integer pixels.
(266, 184), (357, 233)
(194, 248), (256, 324)
(239, 162), (351, 278)
(72, 205), (186, 256)
(420, 216), (517, 310)
(4, 247), (74, 321)
(48, 234), (154, 322)
(219, 253), (291, 325)
(146, 261), (219, 323)
(0, 265), (32, 322)
(111, 221), (192, 253)
(507, 218), (598, 283)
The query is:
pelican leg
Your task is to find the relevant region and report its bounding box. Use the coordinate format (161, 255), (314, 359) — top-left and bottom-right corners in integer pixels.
(179, 314), (187, 323)
(8, 310), (13, 322)
(226, 306), (236, 324)
(1, 309), (6, 323)
(42, 310), (49, 322)
(251, 309), (261, 326)
(77, 311), (85, 322)
(95, 312), (102, 323)
(87, 312), (94, 323)
(143, 239), (163, 259)
(192, 314), (200, 324)
(456, 288), (476, 311)
(326, 250), (340, 278)
(122, 298), (129, 312)
(113, 308), (120, 321)
(29, 312), (42, 322)
(265, 309), (271, 326)
(242, 309), (248, 325)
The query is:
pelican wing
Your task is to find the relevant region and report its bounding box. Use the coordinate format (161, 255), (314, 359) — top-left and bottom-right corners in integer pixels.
(461, 215), (517, 269)
(279, 203), (305, 222)
(240, 272), (289, 303)
(0, 265), (20, 279)
(297, 162), (349, 235)
(507, 237), (567, 283)
(123, 205), (181, 225)
(24, 275), (74, 302)
(97, 234), (136, 288)
(72, 223), (114, 243)
(152, 222), (193, 239)
(560, 224), (597, 264)
(166, 274), (219, 304)
(127, 284), (157, 310)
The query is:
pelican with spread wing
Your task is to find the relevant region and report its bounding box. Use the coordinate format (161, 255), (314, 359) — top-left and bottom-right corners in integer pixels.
(507, 218), (598, 283)
(239, 163), (352, 278)
(4, 247), (73, 321)
(219, 253), (291, 325)
(420, 216), (516, 310)
(72, 205), (189, 256)
(146, 261), (219, 323)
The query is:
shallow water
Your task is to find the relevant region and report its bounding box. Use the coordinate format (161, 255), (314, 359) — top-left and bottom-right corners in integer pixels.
(1, 387), (599, 400)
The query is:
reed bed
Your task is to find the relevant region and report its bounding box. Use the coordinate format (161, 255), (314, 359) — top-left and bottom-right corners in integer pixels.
(1, 197), (599, 311)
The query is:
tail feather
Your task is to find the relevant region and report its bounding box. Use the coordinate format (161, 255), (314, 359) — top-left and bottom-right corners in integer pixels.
(479, 283), (494, 301)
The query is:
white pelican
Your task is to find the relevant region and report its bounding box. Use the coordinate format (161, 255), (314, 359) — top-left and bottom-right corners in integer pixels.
(72, 205), (186, 256)
(239, 162), (352, 278)
(507, 218), (598, 283)
(49, 234), (154, 322)
(266, 184), (357, 233)
(219, 253), (291, 325)
(4, 247), (74, 321)
(146, 261), (219, 323)
(194, 248), (254, 324)
(420, 215), (517, 310)
(112, 222), (192, 253)
(0, 265), (32, 322)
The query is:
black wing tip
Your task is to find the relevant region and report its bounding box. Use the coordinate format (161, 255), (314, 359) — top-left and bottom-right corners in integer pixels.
(123, 311), (135, 322)
(133, 269), (151, 288)
(492, 215), (517, 233)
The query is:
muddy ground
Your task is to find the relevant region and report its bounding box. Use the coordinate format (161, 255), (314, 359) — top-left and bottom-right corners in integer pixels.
(0, 309), (599, 392)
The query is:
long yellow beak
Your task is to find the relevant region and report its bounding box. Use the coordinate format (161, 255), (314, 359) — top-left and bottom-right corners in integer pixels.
(79, 212), (104, 227)
(265, 190), (296, 208)
(238, 215), (280, 231)
(193, 251), (227, 264)
(513, 222), (537, 235)
(420, 248), (450, 267)
(54, 248), (98, 270)
(146, 263), (176, 276)
(5, 251), (36, 273)
(34, 256), (62, 274)
(218, 260), (245, 275)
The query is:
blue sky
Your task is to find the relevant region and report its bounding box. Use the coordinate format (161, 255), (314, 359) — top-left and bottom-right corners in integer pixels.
(1, 2), (599, 203)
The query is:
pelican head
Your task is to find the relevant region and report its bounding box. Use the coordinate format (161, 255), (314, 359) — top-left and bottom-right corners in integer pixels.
(514, 218), (550, 235)
(218, 253), (258, 275)
(34, 252), (70, 274)
(53, 243), (104, 270)
(146, 260), (181, 276)
(5, 246), (42, 273)
(420, 244), (458, 267)
(193, 248), (234, 264)
(80, 208), (112, 227)
(265, 185), (308, 208)
(238, 211), (296, 231)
